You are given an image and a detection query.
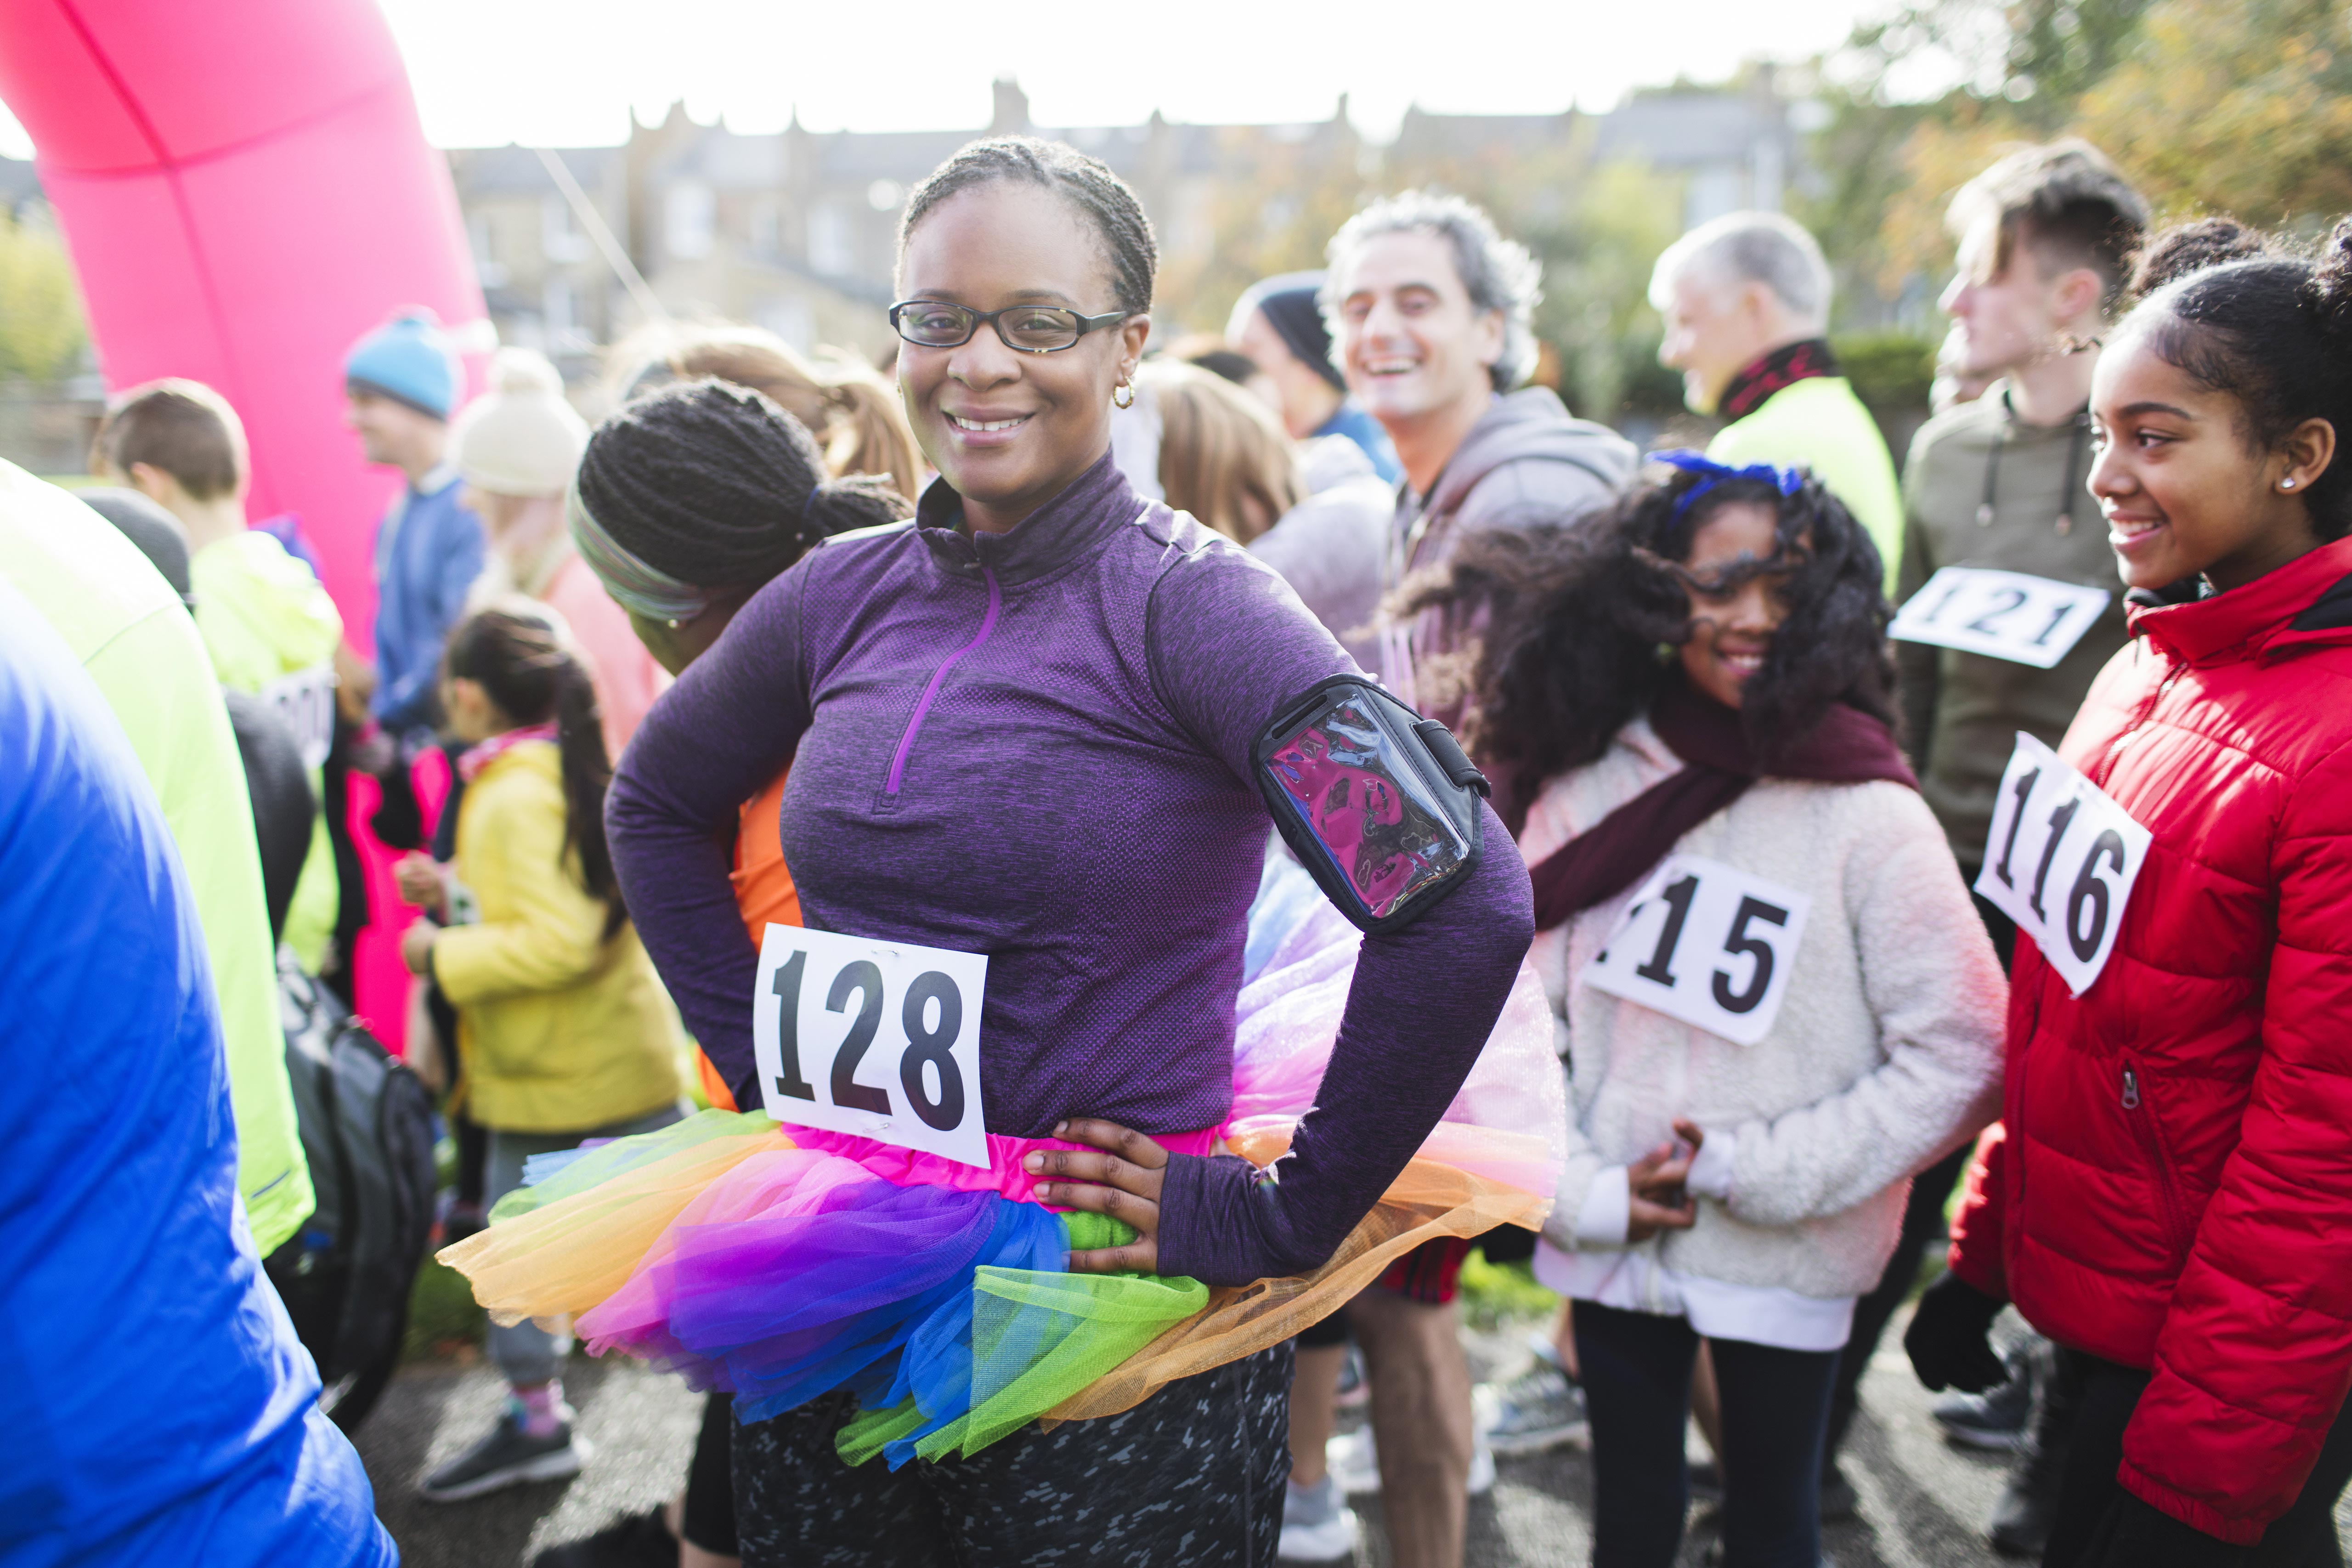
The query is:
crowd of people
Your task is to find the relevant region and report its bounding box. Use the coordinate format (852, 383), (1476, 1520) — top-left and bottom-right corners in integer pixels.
(9, 118), (2352, 1568)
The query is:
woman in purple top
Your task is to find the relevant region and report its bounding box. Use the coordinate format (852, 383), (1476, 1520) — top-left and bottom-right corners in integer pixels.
(608, 136), (1533, 1564)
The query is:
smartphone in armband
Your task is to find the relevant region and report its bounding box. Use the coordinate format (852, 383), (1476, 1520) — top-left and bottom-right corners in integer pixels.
(1252, 675), (1488, 934)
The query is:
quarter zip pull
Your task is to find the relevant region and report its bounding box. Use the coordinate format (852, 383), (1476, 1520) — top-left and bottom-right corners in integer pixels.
(884, 565), (1002, 797)
(2121, 1068), (2140, 1110)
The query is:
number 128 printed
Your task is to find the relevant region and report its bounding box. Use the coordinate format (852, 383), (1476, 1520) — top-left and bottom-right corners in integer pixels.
(751, 924), (991, 1168)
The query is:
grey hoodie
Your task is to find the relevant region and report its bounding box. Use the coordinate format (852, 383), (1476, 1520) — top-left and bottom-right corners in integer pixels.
(1380, 387), (1638, 709)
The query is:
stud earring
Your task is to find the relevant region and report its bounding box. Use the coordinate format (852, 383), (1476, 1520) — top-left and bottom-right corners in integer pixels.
(1113, 381), (1136, 410)
(2282, 477), (2298, 491)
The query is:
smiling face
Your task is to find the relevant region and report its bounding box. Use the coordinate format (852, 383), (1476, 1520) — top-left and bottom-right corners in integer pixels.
(893, 182), (1150, 535)
(1675, 499), (1795, 709)
(2087, 322), (2333, 593)
(1330, 229), (1503, 436)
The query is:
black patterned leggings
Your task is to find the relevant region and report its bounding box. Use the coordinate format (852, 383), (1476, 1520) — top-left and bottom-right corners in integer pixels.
(731, 1342), (1293, 1568)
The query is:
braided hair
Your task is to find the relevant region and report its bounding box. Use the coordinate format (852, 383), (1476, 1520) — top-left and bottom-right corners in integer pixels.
(575, 378), (910, 593)
(2127, 215), (2352, 540)
(898, 136), (1158, 315)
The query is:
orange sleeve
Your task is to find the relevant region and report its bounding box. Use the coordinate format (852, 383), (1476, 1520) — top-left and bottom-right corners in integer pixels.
(700, 768), (797, 1114)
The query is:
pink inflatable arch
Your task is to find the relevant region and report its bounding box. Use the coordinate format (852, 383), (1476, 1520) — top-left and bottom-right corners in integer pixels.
(0, 0), (488, 1048)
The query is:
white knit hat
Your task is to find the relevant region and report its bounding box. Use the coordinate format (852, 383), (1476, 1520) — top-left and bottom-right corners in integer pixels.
(451, 348), (588, 497)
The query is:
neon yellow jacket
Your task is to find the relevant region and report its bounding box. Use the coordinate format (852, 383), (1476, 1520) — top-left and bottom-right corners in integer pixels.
(433, 741), (684, 1132)
(0, 464), (311, 1253)
(1709, 376), (1905, 594)
(192, 531), (344, 973)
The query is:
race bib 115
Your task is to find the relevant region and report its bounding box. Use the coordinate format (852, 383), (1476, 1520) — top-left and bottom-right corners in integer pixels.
(752, 925), (989, 1168)
(1892, 566), (2110, 668)
(1580, 854), (1811, 1047)
(1974, 733), (2151, 996)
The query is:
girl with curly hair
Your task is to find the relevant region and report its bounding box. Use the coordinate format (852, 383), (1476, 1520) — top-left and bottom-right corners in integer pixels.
(1412, 455), (2007, 1568)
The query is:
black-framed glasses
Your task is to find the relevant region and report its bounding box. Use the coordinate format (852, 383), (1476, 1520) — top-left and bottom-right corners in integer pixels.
(888, 300), (1130, 354)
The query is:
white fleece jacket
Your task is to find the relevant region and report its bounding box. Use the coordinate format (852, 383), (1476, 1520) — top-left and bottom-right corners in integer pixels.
(1526, 717), (2006, 1301)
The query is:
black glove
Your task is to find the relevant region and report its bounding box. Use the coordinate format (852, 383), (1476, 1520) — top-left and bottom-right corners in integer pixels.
(2077, 1492), (2248, 1568)
(1904, 1269), (2007, 1392)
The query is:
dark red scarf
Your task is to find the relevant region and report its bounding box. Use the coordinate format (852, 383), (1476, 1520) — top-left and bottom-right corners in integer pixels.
(1527, 676), (1917, 932)
(1717, 338), (1840, 423)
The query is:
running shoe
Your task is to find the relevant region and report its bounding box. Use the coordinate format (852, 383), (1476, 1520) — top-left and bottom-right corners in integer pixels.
(1326, 1426), (1495, 1499)
(1476, 1350), (1589, 1455)
(419, 1399), (588, 1502)
(1931, 1344), (2035, 1451)
(1277, 1474), (1360, 1563)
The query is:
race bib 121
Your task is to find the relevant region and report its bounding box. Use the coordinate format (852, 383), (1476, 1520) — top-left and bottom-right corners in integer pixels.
(1974, 733), (2151, 996)
(1891, 566), (2110, 668)
(1580, 854), (1811, 1047)
(752, 924), (989, 1168)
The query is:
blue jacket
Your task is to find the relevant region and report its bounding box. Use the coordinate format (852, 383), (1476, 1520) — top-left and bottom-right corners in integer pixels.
(371, 463), (483, 739)
(1315, 400), (1403, 486)
(0, 579), (395, 1567)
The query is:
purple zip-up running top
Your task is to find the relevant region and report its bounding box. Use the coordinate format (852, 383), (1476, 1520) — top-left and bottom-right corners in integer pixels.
(606, 452), (1533, 1285)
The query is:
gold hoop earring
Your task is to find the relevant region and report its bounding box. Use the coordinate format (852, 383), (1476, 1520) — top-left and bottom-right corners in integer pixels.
(1113, 381), (1135, 410)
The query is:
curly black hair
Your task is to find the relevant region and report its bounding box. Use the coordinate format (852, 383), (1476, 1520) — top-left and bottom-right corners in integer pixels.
(1398, 467), (1897, 812)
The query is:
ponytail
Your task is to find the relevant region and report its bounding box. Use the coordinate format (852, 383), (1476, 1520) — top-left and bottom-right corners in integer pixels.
(444, 603), (625, 937)
(577, 379), (912, 598)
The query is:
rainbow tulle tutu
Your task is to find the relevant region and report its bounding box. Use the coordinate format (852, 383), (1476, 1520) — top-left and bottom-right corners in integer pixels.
(438, 856), (1565, 1465)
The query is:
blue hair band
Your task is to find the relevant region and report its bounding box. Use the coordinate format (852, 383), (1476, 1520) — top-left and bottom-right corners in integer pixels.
(1651, 448), (1804, 525)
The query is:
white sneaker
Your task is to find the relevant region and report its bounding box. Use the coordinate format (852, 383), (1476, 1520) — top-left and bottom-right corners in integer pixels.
(1278, 1474), (1360, 1563)
(1468, 1429), (1496, 1497)
(1328, 1427), (1380, 1496)
(1324, 1425), (1494, 1499)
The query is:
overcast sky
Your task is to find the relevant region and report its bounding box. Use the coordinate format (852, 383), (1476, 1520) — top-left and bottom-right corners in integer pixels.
(0, 0), (1895, 158)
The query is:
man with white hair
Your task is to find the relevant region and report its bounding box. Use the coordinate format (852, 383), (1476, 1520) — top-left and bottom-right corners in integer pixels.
(1651, 210), (1903, 584)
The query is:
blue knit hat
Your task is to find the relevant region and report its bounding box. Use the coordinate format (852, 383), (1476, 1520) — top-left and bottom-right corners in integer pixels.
(344, 307), (460, 420)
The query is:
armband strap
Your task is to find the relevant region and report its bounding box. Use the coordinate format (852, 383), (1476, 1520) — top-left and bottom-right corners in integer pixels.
(1252, 675), (1485, 934)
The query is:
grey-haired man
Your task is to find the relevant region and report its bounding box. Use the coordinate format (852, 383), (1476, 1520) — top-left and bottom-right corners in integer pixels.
(1327, 191), (1635, 724)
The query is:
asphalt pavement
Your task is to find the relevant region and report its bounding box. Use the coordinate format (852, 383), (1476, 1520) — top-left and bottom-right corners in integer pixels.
(352, 1308), (2350, 1568)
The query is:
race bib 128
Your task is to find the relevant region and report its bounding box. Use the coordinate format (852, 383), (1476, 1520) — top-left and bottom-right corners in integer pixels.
(752, 924), (989, 1168)
(1580, 854), (1811, 1047)
(1891, 566), (2110, 669)
(1974, 733), (2151, 996)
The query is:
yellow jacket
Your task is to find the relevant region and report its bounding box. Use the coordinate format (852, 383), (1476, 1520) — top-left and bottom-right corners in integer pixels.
(434, 741), (682, 1132)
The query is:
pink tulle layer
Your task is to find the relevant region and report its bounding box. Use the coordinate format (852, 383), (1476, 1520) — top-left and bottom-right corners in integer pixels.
(769, 1124), (1225, 1205)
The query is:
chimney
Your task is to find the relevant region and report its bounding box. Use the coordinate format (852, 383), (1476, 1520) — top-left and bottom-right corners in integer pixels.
(990, 78), (1031, 136)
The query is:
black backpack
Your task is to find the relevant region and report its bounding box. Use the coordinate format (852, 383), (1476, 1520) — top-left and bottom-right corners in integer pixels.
(264, 955), (439, 1432)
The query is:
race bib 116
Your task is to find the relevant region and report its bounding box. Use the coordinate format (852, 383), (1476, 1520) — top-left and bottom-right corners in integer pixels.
(1891, 566), (2110, 668)
(752, 924), (989, 1168)
(1974, 733), (2151, 996)
(1580, 854), (1811, 1047)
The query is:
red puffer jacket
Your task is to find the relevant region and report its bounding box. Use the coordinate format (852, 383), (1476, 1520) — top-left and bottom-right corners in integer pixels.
(1950, 534), (2352, 1545)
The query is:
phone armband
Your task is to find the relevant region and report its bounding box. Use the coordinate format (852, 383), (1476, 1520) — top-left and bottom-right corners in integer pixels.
(1251, 675), (1488, 934)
